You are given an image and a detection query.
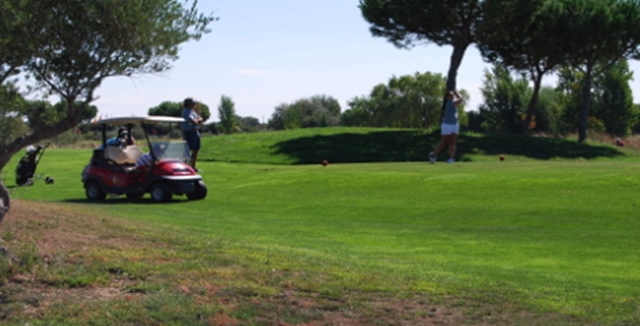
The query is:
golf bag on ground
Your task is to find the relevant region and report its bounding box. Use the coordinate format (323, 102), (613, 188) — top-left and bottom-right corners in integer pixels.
(15, 143), (54, 186)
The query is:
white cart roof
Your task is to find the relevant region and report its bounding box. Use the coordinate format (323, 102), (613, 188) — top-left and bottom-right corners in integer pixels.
(93, 116), (185, 125)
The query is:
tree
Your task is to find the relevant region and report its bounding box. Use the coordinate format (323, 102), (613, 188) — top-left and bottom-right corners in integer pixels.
(555, 0), (640, 141)
(148, 101), (183, 117)
(25, 100), (97, 132)
(0, 0), (216, 221)
(341, 97), (371, 127)
(555, 66), (584, 136)
(591, 60), (637, 136)
(0, 0), (38, 85)
(148, 100), (211, 121)
(534, 86), (564, 135)
(237, 116), (262, 132)
(267, 95), (342, 130)
(0, 84), (28, 147)
(282, 105), (304, 129)
(267, 103), (288, 130)
(478, 0), (567, 134)
(359, 0), (483, 92)
(342, 72), (454, 129)
(218, 95), (237, 134)
(478, 65), (531, 133)
(298, 95), (341, 128)
(363, 84), (394, 127)
(633, 104), (640, 134)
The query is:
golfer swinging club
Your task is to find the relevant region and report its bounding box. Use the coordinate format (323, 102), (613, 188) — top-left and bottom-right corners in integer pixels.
(429, 90), (463, 164)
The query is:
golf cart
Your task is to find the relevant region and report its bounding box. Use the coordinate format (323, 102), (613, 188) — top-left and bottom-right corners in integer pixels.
(81, 116), (207, 202)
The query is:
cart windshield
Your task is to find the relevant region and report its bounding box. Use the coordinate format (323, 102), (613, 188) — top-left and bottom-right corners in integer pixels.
(149, 141), (191, 162)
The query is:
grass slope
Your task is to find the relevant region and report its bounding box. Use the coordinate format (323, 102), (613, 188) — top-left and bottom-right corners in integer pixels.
(200, 127), (625, 164)
(0, 128), (638, 325)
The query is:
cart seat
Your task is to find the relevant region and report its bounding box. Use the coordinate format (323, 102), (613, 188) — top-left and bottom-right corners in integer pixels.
(104, 145), (144, 166)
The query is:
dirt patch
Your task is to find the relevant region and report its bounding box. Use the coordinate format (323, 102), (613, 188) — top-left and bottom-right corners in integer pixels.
(251, 291), (467, 326)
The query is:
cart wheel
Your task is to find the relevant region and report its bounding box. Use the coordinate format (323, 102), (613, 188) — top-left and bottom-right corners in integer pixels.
(45, 177), (54, 185)
(150, 182), (172, 202)
(186, 181), (207, 200)
(85, 181), (106, 201)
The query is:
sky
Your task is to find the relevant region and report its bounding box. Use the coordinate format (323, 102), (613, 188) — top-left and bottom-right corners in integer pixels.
(92, 0), (640, 123)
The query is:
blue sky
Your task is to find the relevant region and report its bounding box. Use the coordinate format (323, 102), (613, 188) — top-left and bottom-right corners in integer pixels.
(93, 0), (640, 123)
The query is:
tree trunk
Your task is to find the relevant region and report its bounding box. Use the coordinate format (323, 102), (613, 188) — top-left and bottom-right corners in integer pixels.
(0, 181), (8, 223)
(446, 43), (470, 92)
(578, 68), (594, 142)
(440, 42), (470, 121)
(521, 74), (543, 134)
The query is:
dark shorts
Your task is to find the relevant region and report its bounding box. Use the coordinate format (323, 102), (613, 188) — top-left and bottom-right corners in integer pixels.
(183, 130), (201, 151)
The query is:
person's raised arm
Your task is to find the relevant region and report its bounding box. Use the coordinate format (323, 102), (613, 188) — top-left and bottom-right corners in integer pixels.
(453, 91), (464, 105)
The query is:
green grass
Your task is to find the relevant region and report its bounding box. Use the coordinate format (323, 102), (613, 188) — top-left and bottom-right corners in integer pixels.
(199, 127), (626, 164)
(1, 128), (639, 324)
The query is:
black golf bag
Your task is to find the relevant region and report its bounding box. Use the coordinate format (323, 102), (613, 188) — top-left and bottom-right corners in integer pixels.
(15, 143), (54, 186)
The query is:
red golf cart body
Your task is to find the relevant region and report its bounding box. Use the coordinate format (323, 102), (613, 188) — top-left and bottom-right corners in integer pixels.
(81, 116), (207, 202)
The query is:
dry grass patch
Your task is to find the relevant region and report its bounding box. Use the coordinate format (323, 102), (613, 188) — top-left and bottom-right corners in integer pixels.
(0, 201), (156, 319)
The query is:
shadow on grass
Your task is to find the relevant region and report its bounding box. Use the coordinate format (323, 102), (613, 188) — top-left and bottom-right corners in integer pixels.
(6, 182), (53, 190)
(62, 198), (189, 205)
(271, 130), (624, 164)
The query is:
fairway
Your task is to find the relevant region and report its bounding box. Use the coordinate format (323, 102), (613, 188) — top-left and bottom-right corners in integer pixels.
(3, 147), (640, 324)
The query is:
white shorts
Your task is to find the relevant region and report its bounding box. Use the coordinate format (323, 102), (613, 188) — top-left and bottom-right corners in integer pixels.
(441, 123), (459, 135)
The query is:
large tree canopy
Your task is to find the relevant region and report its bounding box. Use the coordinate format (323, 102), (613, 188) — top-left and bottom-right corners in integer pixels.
(359, 0), (483, 92)
(557, 61), (638, 137)
(0, 0), (216, 221)
(553, 0), (640, 141)
(478, 0), (567, 134)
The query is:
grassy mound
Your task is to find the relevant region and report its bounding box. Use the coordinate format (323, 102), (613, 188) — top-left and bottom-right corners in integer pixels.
(200, 127), (625, 164)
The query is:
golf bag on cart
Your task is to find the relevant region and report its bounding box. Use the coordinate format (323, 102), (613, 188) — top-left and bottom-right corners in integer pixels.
(15, 143), (54, 186)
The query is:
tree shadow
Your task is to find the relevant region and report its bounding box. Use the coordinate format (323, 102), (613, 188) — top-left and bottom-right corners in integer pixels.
(457, 133), (623, 160)
(271, 130), (623, 164)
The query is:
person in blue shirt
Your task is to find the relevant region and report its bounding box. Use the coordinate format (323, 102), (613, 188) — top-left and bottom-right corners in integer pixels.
(180, 98), (203, 169)
(100, 127), (135, 149)
(429, 90), (463, 164)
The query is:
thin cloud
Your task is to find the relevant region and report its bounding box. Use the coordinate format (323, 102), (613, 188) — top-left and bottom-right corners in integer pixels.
(235, 69), (275, 75)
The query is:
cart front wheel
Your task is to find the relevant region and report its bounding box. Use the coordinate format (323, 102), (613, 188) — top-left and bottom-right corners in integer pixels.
(186, 181), (207, 200)
(85, 181), (106, 201)
(150, 182), (172, 202)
